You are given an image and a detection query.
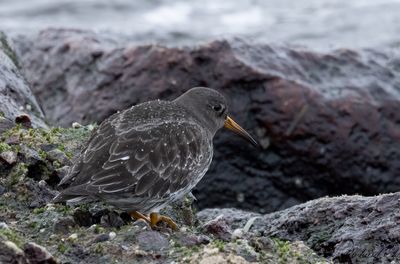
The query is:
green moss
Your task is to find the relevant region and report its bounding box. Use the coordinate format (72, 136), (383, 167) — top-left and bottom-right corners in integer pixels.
(27, 221), (39, 230)
(0, 228), (24, 247)
(0, 111), (4, 118)
(93, 243), (104, 254)
(0, 142), (11, 153)
(8, 163), (28, 186)
(273, 238), (291, 264)
(212, 240), (226, 252)
(33, 207), (46, 214)
(57, 242), (68, 254)
(175, 245), (200, 260)
(54, 204), (73, 215)
(39, 150), (47, 160)
(57, 144), (65, 152)
(0, 31), (19, 68)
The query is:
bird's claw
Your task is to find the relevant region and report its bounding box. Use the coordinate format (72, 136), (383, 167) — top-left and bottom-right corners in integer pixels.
(129, 211), (178, 231)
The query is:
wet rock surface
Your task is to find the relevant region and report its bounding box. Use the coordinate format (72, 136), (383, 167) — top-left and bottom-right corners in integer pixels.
(198, 192), (400, 263)
(0, 125), (328, 263)
(0, 32), (47, 132)
(13, 28), (400, 213)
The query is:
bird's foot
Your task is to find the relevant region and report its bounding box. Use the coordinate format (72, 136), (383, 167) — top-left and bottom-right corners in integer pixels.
(129, 211), (150, 223)
(150, 212), (178, 231)
(129, 211), (178, 231)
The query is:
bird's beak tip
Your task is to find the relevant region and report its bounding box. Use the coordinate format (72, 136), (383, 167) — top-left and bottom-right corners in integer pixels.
(224, 116), (259, 148)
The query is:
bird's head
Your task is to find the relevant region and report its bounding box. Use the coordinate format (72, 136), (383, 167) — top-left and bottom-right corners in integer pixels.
(174, 87), (258, 147)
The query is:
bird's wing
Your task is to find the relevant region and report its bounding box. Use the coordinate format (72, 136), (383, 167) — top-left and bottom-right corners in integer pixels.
(58, 117), (209, 200)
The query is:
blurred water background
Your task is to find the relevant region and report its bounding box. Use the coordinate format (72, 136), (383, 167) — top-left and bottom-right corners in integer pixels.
(0, 0), (400, 50)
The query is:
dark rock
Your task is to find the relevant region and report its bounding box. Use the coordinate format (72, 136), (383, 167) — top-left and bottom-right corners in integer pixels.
(198, 192), (400, 263)
(73, 208), (94, 227)
(46, 149), (72, 166)
(19, 145), (41, 163)
(93, 233), (110, 243)
(24, 242), (57, 264)
(0, 240), (27, 264)
(0, 32), (46, 129)
(202, 216), (232, 242)
(175, 233), (210, 247)
(15, 114), (32, 128)
(55, 166), (70, 183)
(100, 211), (125, 228)
(53, 216), (76, 234)
(0, 185), (5, 195)
(14, 29), (400, 213)
(24, 178), (58, 207)
(136, 231), (170, 251)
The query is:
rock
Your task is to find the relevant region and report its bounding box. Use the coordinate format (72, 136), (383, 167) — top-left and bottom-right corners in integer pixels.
(53, 216), (76, 234)
(24, 242), (57, 264)
(136, 231), (170, 251)
(227, 239), (259, 262)
(14, 29), (400, 213)
(175, 233), (210, 247)
(202, 215), (232, 242)
(0, 240), (27, 264)
(0, 32), (46, 131)
(189, 246), (250, 264)
(55, 166), (70, 182)
(0, 151), (17, 164)
(198, 192), (400, 263)
(73, 208), (94, 227)
(100, 211), (125, 228)
(46, 149), (71, 166)
(93, 233), (110, 243)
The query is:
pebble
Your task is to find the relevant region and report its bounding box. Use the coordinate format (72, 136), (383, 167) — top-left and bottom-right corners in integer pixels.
(0, 222), (9, 229)
(109, 231), (116, 240)
(232, 228), (244, 239)
(0, 151), (17, 164)
(72, 122), (82, 128)
(38, 180), (47, 187)
(67, 233), (78, 241)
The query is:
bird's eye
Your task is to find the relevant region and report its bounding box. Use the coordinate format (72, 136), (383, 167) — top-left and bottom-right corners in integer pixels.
(213, 104), (223, 112)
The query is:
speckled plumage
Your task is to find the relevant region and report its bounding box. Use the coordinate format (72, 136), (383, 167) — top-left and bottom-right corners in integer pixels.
(54, 88), (227, 213)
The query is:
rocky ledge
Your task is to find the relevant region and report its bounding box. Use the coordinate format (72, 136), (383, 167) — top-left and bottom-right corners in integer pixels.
(0, 124), (327, 263)
(1, 124), (399, 263)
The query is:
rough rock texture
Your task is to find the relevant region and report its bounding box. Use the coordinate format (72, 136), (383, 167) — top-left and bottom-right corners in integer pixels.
(14, 28), (400, 213)
(0, 125), (327, 264)
(198, 192), (400, 263)
(0, 32), (46, 132)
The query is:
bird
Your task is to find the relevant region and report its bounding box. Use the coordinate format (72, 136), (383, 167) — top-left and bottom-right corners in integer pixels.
(53, 87), (258, 230)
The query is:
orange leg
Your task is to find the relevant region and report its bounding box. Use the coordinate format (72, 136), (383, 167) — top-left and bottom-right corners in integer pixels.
(150, 212), (178, 231)
(129, 211), (150, 223)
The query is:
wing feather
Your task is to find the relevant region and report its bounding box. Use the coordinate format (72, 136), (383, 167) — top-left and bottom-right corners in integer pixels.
(58, 116), (210, 201)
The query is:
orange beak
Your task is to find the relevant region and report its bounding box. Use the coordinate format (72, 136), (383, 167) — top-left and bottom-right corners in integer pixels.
(224, 116), (259, 147)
